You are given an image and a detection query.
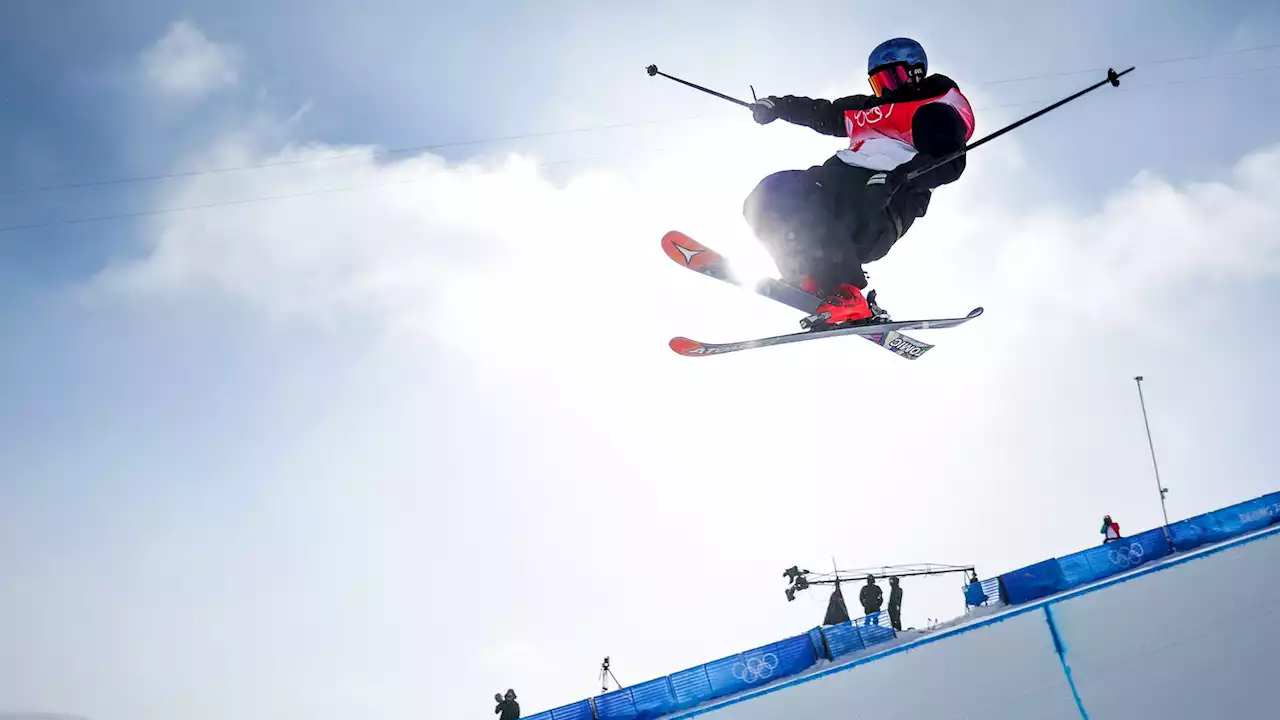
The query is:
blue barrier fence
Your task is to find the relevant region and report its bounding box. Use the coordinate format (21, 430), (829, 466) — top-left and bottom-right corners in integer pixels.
(965, 577), (1002, 607)
(525, 700), (595, 720)
(1056, 526), (1172, 587)
(525, 610), (899, 720)
(998, 491), (1280, 608)
(1168, 492), (1280, 552)
(817, 611), (895, 660)
(583, 634), (823, 720)
(527, 491), (1280, 720)
(1001, 557), (1067, 605)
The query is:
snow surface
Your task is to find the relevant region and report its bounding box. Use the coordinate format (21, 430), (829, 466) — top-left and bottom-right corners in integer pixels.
(665, 524), (1280, 720)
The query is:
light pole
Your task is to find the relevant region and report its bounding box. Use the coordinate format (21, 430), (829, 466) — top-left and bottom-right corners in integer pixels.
(1134, 376), (1171, 529)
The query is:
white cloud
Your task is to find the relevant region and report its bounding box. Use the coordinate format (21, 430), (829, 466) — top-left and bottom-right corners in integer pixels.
(95, 133), (769, 374)
(141, 21), (240, 100)
(101, 130), (1280, 358)
(909, 144), (1280, 324)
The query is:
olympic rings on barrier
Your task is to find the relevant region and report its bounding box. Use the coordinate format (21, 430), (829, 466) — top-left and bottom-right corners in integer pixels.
(731, 653), (780, 684)
(1108, 542), (1145, 569)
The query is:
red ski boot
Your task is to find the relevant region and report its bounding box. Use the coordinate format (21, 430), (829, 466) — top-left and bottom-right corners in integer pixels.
(800, 285), (889, 330)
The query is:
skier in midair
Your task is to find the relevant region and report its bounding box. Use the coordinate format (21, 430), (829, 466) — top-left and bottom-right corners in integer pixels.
(744, 38), (975, 328)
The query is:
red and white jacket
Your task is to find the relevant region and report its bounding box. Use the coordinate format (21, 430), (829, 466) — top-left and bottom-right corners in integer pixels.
(757, 74), (974, 181)
(836, 87), (975, 171)
(1102, 519), (1121, 541)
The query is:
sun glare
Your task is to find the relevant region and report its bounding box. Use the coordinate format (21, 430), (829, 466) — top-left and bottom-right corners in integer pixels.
(729, 241), (783, 289)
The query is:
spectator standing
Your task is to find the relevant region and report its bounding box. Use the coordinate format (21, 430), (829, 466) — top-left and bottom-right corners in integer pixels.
(494, 689), (520, 720)
(859, 576), (884, 618)
(1100, 515), (1121, 544)
(887, 577), (904, 631)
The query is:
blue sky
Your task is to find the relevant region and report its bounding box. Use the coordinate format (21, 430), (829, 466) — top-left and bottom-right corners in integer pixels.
(3, 2), (1280, 719)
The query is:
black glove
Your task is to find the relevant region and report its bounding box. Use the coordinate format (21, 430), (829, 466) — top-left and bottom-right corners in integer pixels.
(865, 168), (910, 211)
(750, 97), (781, 125)
(866, 168), (907, 196)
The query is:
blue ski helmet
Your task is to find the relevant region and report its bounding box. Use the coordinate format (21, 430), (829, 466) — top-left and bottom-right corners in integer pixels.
(867, 38), (927, 96)
(867, 37), (927, 75)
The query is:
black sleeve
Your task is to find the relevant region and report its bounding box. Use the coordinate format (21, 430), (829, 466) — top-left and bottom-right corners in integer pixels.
(897, 100), (970, 190)
(770, 95), (871, 137)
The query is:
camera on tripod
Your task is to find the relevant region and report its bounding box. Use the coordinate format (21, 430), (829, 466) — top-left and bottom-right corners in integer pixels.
(599, 656), (620, 692)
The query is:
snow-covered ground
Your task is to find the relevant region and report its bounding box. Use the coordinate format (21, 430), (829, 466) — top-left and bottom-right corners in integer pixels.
(664, 523), (1280, 719)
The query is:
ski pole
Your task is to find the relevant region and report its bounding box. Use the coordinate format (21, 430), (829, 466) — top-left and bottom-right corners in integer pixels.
(905, 66), (1135, 181)
(646, 64), (752, 109)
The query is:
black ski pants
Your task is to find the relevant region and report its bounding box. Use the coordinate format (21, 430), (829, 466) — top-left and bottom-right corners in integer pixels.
(742, 162), (899, 291)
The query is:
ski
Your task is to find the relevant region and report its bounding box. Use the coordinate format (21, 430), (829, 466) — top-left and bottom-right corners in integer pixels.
(661, 230), (941, 359)
(670, 308), (983, 357)
(662, 231), (823, 314)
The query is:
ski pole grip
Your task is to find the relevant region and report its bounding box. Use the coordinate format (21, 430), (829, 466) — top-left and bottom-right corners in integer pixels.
(1108, 67), (1135, 86)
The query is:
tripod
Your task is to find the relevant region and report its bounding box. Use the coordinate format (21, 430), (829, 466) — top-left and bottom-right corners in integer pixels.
(599, 657), (622, 693)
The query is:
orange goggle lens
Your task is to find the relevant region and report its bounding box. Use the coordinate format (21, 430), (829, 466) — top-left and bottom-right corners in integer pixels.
(868, 65), (912, 96)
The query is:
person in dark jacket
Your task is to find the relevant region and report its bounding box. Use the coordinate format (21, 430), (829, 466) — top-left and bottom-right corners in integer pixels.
(824, 583), (852, 626)
(494, 689), (520, 720)
(887, 577), (904, 631)
(859, 576), (884, 616)
(744, 37), (974, 329)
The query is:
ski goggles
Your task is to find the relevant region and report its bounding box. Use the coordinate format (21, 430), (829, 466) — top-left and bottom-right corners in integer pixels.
(868, 64), (918, 96)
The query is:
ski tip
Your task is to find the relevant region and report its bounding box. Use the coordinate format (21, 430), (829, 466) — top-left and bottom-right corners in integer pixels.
(661, 231), (721, 271)
(968, 307), (984, 319)
(669, 337), (706, 356)
(661, 230), (695, 252)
